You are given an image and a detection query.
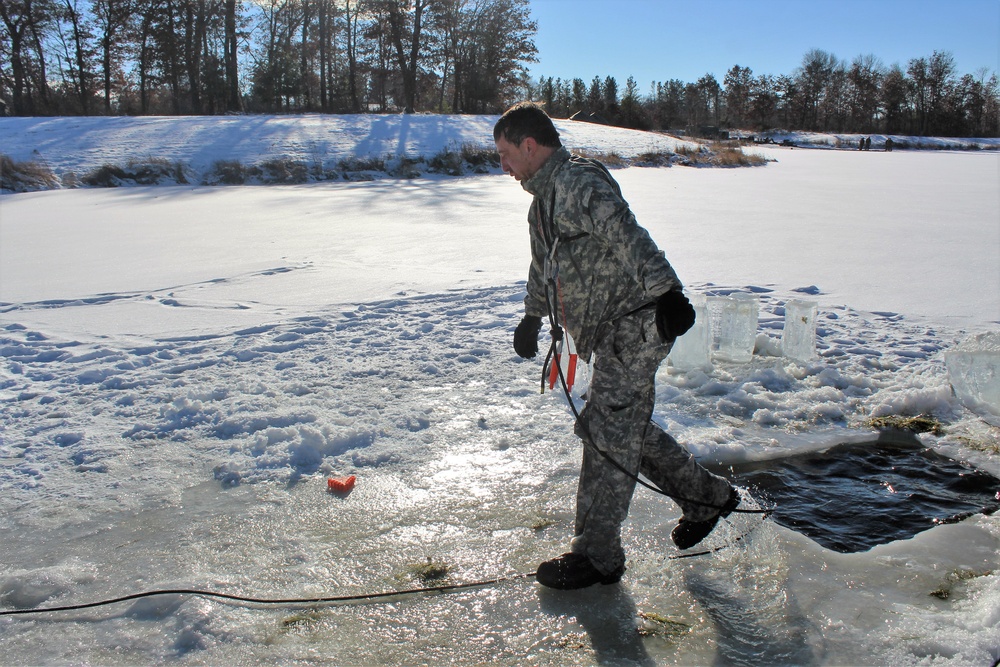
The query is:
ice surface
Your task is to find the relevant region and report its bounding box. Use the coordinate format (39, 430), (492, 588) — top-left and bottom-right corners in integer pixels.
(782, 299), (818, 362)
(947, 331), (1000, 426)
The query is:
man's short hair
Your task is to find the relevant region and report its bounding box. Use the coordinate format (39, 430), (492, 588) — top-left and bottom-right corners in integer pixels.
(493, 102), (562, 148)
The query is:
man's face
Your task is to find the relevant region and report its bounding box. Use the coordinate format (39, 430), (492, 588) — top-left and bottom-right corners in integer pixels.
(495, 135), (533, 182)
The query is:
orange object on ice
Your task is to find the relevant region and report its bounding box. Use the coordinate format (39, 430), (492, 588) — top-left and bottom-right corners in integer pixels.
(327, 475), (356, 493)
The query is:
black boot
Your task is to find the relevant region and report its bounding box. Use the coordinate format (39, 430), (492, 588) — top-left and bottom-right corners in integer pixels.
(671, 486), (741, 550)
(535, 552), (625, 590)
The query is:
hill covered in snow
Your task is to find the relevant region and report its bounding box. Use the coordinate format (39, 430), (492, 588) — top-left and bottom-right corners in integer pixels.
(4, 113), (996, 192)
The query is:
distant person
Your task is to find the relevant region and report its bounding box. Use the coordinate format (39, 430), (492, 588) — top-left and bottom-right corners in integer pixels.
(865, 137), (872, 151)
(493, 102), (739, 590)
(885, 137), (894, 152)
(859, 138), (864, 151)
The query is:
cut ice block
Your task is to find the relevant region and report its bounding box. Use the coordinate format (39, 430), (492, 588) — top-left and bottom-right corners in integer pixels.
(946, 332), (1000, 426)
(708, 293), (759, 363)
(782, 299), (818, 362)
(668, 295), (712, 371)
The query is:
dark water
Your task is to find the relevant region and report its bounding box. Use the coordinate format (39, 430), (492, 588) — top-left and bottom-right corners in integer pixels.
(729, 440), (1000, 553)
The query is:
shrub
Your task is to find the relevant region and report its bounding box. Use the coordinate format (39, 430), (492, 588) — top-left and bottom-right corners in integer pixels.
(81, 157), (189, 187)
(460, 143), (499, 171)
(0, 154), (60, 192)
(673, 144), (709, 166)
(675, 143), (767, 167)
(261, 158), (310, 184)
(573, 149), (627, 167)
(387, 155), (423, 178)
(428, 143), (500, 175)
(712, 146), (768, 167)
(82, 164), (130, 187)
(127, 157), (188, 185)
(634, 151), (674, 167)
(207, 159), (261, 185)
(338, 155), (385, 180)
(428, 147), (464, 175)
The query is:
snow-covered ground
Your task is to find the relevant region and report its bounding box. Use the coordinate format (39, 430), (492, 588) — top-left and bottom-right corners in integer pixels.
(0, 113), (701, 183)
(0, 115), (999, 666)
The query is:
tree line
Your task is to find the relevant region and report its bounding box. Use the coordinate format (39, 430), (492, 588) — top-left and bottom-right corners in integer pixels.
(534, 49), (999, 138)
(2, 0), (997, 139)
(0, 0), (537, 116)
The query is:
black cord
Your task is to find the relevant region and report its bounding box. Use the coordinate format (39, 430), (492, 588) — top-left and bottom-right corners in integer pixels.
(1, 512), (774, 619)
(540, 282), (770, 516)
(0, 573), (536, 617)
(1, 301), (775, 621)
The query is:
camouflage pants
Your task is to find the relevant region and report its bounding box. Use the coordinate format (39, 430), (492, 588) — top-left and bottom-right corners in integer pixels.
(569, 307), (732, 575)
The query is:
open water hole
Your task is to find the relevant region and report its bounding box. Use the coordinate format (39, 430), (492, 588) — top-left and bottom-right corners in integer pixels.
(728, 438), (1000, 553)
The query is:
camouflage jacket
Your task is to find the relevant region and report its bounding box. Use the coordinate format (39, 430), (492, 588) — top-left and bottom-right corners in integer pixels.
(522, 147), (682, 360)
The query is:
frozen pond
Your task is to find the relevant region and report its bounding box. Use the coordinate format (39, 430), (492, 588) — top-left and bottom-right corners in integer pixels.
(1, 129), (999, 665)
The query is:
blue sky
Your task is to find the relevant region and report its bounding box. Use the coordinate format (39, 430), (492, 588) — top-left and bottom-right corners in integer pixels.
(527, 0), (1000, 87)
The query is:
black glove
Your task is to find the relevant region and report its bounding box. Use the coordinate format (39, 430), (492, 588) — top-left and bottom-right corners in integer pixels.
(655, 290), (696, 341)
(513, 315), (543, 358)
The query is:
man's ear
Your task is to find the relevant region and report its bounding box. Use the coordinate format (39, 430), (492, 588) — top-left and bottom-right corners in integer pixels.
(521, 136), (538, 155)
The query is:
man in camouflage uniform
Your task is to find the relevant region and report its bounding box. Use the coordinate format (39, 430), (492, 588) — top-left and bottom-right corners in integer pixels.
(494, 103), (738, 590)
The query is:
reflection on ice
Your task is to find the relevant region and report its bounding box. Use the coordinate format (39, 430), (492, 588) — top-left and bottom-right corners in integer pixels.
(538, 585), (655, 666)
(0, 461), (998, 665)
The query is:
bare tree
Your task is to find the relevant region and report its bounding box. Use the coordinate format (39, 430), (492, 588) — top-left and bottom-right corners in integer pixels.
(0, 0), (57, 114)
(58, 0), (96, 112)
(847, 54), (884, 132)
(795, 48), (838, 130)
(92, 0), (135, 113)
(224, 0), (241, 111)
(377, 0), (429, 113)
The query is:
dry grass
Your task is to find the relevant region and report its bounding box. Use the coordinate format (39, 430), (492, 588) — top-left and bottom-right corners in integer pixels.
(403, 558), (452, 583)
(388, 155), (424, 179)
(633, 151), (675, 167)
(428, 147), (464, 175)
(82, 157), (188, 187)
(573, 148), (627, 167)
(1, 154), (61, 192)
(712, 146), (769, 166)
(929, 568), (994, 600)
(675, 143), (768, 167)
(207, 159), (261, 185)
(427, 143), (500, 175)
(261, 158), (310, 184)
(867, 414), (945, 436)
(637, 611), (691, 640)
(460, 143), (499, 171)
(337, 155), (386, 180)
(4, 136), (770, 193)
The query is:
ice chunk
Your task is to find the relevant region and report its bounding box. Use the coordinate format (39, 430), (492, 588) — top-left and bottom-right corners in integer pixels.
(708, 294), (759, 363)
(668, 295), (712, 371)
(782, 299), (818, 362)
(946, 332), (1000, 426)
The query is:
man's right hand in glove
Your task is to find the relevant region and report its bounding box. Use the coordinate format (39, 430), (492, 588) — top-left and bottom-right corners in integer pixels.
(513, 315), (543, 358)
(655, 290), (696, 341)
